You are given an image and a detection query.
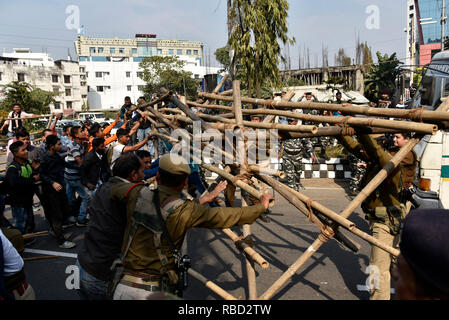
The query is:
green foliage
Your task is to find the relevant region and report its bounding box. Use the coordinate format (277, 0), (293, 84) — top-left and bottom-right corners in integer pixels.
(229, 0), (295, 98)
(0, 81), (55, 114)
(139, 55), (200, 100)
(325, 76), (349, 91)
(364, 52), (403, 99)
(413, 67), (423, 87)
(215, 46), (231, 73)
(282, 77), (306, 88)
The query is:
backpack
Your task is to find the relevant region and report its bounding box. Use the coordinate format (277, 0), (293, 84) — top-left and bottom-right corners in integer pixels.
(106, 143), (125, 169)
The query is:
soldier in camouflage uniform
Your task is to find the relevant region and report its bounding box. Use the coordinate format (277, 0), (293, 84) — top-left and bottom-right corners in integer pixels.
(281, 119), (315, 191)
(298, 92), (330, 160)
(347, 153), (367, 197)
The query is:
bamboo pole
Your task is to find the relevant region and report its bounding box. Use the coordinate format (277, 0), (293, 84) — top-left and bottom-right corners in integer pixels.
(165, 114), (318, 134)
(285, 126), (397, 138)
(255, 173), (361, 253)
(258, 137), (420, 300)
(242, 109), (438, 135)
(24, 255), (58, 261)
(221, 228), (269, 269)
(248, 165), (285, 179)
(187, 268), (238, 300)
(1, 114), (53, 121)
(198, 92), (449, 122)
(242, 200), (257, 300)
(263, 91), (296, 124)
(22, 231), (49, 239)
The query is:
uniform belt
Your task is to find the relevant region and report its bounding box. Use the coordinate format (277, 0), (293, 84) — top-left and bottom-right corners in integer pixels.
(123, 271), (161, 282)
(120, 275), (161, 292)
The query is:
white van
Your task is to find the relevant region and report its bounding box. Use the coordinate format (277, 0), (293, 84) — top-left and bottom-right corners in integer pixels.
(78, 112), (107, 122)
(409, 51), (449, 209)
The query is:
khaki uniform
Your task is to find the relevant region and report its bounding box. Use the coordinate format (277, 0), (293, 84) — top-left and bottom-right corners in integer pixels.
(110, 160), (266, 299)
(340, 134), (416, 300)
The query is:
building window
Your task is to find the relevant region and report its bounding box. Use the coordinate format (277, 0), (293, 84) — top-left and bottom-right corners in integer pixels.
(119, 48), (125, 54)
(90, 47), (96, 54)
(98, 47), (104, 53)
(97, 86), (104, 92)
(54, 103), (61, 110)
(110, 48), (116, 54)
(65, 88), (71, 96)
(79, 56), (88, 61)
(137, 72), (143, 78)
(64, 75), (71, 84)
(187, 49), (192, 55)
(53, 87), (59, 95)
(79, 67), (85, 73)
(126, 71), (131, 78)
(193, 50), (198, 55)
(157, 49), (162, 55)
(127, 85), (132, 91)
(17, 73), (25, 82)
(86, 72), (89, 78)
(66, 101), (73, 109)
(82, 94), (87, 99)
(177, 49), (182, 55)
(52, 75), (59, 83)
(0, 72), (2, 81)
(168, 49), (174, 55)
(95, 72), (103, 78)
(132, 48), (137, 54)
(194, 74), (199, 79)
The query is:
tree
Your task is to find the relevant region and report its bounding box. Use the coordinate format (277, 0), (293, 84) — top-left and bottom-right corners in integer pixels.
(364, 52), (403, 99)
(139, 56), (200, 100)
(335, 48), (352, 67)
(0, 81), (56, 114)
(229, 0), (295, 98)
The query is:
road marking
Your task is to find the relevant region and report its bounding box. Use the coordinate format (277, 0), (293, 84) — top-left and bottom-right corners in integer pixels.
(357, 284), (395, 294)
(24, 248), (78, 259)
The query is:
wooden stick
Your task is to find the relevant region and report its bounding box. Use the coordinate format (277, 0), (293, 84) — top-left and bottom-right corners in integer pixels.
(258, 137), (420, 300)
(242, 199), (257, 300)
(248, 165), (285, 179)
(187, 268), (238, 300)
(24, 255), (58, 261)
(263, 91), (296, 124)
(22, 231), (49, 239)
(198, 92), (449, 122)
(221, 228), (269, 269)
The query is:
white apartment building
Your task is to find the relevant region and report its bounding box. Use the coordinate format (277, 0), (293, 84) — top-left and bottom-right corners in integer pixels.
(74, 34), (220, 110)
(0, 49), (88, 114)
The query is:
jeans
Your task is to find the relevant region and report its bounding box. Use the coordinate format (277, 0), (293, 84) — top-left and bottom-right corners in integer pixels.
(137, 128), (155, 157)
(65, 179), (90, 222)
(76, 260), (109, 300)
(11, 206), (34, 234)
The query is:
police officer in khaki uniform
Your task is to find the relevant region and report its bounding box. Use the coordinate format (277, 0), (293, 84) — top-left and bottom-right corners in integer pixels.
(111, 154), (273, 300)
(339, 132), (417, 300)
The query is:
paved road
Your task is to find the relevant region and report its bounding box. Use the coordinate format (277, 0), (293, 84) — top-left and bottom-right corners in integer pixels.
(4, 178), (377, 300)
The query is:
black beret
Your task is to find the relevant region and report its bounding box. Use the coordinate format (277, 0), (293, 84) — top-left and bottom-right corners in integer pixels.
(400, 209), (449, 295)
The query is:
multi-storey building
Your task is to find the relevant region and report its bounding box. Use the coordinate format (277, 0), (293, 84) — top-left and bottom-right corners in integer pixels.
(74, 34), (220, 110)
(0, 49), (87, 115)
(406, 0), (419, 71)
(413, 0), (449, 66)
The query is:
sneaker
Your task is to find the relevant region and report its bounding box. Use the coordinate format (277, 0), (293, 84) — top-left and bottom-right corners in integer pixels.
(76, 219), (89, 227)
(66, 216), (76, 223)
(59, 241), (76, 249)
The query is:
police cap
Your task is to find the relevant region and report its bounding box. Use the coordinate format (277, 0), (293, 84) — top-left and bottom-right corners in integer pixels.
(400, 209), (449, 295)
(158, 154), (191, 176)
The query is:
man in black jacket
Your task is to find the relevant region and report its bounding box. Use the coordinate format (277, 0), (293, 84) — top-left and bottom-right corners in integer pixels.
(76, 153), (144, 300)
(5, 141), (39, 235)
(39, 135), (76, 249)
(81, 138), (110, 200)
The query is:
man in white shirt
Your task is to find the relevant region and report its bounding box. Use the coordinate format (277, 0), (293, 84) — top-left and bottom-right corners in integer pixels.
(109, 128), (150, 170)
(0, 229), (35, 300)
(0, 104), (39, 138)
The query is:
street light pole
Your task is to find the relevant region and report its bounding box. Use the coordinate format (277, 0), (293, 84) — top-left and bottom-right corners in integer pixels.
(442, 0), (447, 51)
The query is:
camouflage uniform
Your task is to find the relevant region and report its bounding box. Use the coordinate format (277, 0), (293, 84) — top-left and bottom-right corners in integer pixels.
(303, 109), (330, 159)
(281, 138), (314, 191)
(347, 153), (367, 196)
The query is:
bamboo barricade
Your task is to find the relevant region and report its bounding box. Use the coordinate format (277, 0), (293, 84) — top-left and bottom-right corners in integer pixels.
(22, 231), (49, 239)
(248, 165), (285, 179)
(255, 173), (361, 253)
(257, 174), (401, 256)
(258, 137), (420, 300)
(181, 102), (437, 135)
(263, 91), (296, 124)
(1, 114), (53, 121)
(187, 268), (238, 300)
(202, 74), (230, 106)
(198, 92), (449, 122)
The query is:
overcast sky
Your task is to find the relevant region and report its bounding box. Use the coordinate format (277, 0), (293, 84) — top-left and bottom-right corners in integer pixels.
(0, 0), (406, 68)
